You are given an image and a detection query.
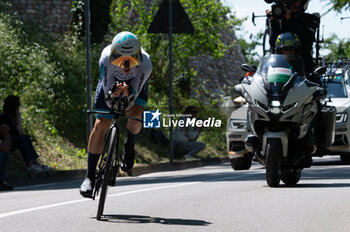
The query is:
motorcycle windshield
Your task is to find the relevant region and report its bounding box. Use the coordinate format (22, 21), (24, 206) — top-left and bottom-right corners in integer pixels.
(256, 54), (305, 95)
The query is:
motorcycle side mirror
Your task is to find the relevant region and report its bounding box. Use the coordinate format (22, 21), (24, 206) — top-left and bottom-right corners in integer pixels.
(313, 66), (327, 76)
(241, 64), (257, 73)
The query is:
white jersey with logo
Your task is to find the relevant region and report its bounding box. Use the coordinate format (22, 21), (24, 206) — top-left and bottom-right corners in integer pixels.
(99, 44), (152, 109)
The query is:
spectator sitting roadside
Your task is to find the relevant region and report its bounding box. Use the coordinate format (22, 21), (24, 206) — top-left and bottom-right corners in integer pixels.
(173, 106), (206, 159)
(0, 124), (12, 191)
(0, 95), (51, 173)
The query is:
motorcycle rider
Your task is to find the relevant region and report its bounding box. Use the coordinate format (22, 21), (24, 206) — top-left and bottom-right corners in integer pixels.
(275, 32), (322, 85)
(80, 31), (152, 198)
(274, 32), (306, 74)
(266, 0), (319, 75)
(275, 32), (299, 55)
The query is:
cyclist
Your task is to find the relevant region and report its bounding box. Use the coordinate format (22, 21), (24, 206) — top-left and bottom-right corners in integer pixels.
(266, 0), (319, 74)
(80, 31), (152, 198)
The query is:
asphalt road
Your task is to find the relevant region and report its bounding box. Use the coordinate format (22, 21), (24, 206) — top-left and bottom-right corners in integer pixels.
(1, 156), (350, 232)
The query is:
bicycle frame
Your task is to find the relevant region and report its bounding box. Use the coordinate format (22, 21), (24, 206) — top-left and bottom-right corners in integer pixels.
(86, 96), (143, 220)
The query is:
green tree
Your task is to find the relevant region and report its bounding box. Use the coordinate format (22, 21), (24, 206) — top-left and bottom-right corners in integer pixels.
(322, 34), (350, 62)
(238, 31), (263, 66)
(322, 0), (350, 12)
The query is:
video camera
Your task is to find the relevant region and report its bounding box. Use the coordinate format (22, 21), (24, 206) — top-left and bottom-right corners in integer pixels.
(264, 0), (294, 19)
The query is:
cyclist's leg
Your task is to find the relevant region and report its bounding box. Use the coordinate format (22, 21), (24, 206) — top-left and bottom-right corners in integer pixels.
(121, 81), (148, 172)
(88, 118), (111, 154)
(80, 79), (112, 198)
(88, 80), (112, 178)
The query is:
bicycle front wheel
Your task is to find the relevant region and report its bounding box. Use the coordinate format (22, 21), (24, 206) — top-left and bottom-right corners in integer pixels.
(96, 126), (118, 220)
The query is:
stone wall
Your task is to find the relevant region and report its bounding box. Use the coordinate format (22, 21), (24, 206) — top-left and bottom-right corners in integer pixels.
(9, 0), (73, 34)
(189, 31), (245, 102)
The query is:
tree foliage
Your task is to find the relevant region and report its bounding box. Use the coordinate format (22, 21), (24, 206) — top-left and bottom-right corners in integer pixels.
(322, 0), (350, 12)
(238, 32), (263, 66)
(322, 34), (350, 62)
(0, 12), (102, 147)
(0, 14), (63, 115)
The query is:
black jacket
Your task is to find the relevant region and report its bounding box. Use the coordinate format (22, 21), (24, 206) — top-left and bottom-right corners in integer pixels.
(269, 12), (320, 74)
(0, 113), (19, 137)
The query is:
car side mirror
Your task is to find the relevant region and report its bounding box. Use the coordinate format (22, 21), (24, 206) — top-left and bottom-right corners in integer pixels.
(313, 66), (327, 76)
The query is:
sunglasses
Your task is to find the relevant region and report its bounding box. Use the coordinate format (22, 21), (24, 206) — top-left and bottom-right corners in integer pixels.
(109, 50), (143, 69)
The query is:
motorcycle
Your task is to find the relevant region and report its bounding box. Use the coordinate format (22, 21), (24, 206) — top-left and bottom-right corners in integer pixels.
(234, 54), (335, 187)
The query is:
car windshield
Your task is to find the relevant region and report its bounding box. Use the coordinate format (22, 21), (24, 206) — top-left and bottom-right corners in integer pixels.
(256, 54), (305, 95)
(324, 75), (348, 98)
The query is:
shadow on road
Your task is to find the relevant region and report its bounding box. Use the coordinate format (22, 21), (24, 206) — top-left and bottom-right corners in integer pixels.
(311, 158), (343, 166)
(278, 182), (350, 188)
(94, 214), (212, 226)
(10, 160), (350, 191)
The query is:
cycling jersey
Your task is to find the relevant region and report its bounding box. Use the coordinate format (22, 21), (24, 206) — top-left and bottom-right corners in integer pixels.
(98, 45), (152, 110)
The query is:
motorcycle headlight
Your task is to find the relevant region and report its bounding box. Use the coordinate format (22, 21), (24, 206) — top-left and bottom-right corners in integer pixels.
(336, 112), (348, 123)
(281, 102), (298, 113)
(255, 100), (270, 112)
(270, 101), (281, 114)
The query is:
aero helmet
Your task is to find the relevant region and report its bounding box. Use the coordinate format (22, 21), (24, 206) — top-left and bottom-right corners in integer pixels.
(109, 31), (143, 68)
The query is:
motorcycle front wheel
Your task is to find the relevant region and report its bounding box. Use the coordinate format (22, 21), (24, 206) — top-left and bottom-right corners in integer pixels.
(266, 138), (282, 187)
(281, 170), (301, 186)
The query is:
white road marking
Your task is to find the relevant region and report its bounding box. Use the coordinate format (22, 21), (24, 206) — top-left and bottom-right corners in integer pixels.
(0, 174), (252, 219)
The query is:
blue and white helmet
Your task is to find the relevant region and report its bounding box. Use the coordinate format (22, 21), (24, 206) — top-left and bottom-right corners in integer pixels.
(110, 31), (143, 68)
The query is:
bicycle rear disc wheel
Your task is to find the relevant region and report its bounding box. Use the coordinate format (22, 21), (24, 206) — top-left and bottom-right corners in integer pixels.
(96, 126), (118, 220)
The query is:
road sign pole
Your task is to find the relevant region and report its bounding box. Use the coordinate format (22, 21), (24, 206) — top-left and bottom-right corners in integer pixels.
(85, 0), (93, 144)
(147, 0), (194, 163)
(169, 0), (174, 163)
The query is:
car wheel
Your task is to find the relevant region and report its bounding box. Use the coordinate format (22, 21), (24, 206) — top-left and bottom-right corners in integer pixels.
(340, 154), (350, 164)
(230, 154), (253, 170)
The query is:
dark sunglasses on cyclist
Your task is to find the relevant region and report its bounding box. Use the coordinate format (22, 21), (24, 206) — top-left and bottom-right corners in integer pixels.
(109, 50), (143, 69)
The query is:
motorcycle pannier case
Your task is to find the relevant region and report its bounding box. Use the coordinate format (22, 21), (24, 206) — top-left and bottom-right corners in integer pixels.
(317, 105), (336, 150)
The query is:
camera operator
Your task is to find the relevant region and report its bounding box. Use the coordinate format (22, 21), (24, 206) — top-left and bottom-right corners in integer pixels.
(266, 0), (320, 75)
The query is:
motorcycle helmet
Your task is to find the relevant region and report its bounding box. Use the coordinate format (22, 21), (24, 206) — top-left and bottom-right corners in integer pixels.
(110, 31), (143, 69)
(275, 32), (300, 54)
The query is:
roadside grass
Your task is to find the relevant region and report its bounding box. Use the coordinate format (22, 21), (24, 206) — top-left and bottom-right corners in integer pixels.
(7, 125), (227, 175)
